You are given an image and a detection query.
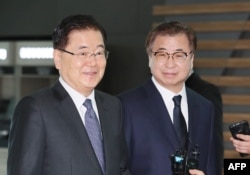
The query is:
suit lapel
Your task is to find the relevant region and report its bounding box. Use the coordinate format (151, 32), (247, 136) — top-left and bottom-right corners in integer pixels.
(144, 79), (180, 150)
(94, 91), (112, 174)
(52, 81), (102, 173)
(186, 88), (201, 145)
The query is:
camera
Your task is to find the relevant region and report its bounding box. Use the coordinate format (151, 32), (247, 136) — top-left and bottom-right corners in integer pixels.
(229, 120), (250, 157)
(170, 145), (200, 175)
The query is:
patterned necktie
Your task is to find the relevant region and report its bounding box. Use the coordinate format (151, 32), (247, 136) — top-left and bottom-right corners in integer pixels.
(173, 95), (188, 147)
(83, 99), (105, 174)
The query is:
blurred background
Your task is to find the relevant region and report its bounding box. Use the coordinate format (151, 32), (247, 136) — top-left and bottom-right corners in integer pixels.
(1, 0), (250, 174)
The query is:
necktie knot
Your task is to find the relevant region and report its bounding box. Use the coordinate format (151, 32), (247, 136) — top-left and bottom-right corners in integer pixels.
(173, 95), (182, 107)
(83, 99), (93, 110)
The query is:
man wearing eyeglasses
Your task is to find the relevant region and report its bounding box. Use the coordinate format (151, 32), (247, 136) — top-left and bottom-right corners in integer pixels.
(7, 14), (130, 175)
(118, 21), (218, 175)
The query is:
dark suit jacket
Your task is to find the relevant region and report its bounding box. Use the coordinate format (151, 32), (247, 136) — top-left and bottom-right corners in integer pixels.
(7, 80), (130, 175)
(118, 78), (218, 175)
(186, 72), (223, 174)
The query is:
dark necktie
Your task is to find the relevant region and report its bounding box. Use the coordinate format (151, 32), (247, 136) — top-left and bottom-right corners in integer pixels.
(83, 99), (105, 174)
(173, 95), (188, 146)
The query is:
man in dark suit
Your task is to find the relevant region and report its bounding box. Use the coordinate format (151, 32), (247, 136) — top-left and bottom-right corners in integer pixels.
(118, 21), (218, 175)
(186, 70), (223, 175)
(7, 14), (130, 175)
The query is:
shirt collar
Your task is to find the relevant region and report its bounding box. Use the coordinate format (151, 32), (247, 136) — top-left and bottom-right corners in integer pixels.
(151, 76), (186, 101)
(59, 76), (95, 108)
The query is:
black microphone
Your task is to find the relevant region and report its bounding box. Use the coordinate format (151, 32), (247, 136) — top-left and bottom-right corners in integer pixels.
(170, 133), (200, 175)
(185, 135), (200, 173)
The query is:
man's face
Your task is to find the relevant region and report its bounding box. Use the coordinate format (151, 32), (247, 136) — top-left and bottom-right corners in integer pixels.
(54, 29), (107, 96)
(149, 33), (194, 93)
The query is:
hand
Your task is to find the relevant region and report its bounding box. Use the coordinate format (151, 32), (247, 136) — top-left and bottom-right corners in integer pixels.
(230, 134), (250, 154)
(189, 169), (204, 175)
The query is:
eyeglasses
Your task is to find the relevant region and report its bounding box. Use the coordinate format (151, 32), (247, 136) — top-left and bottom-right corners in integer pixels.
(151, 50), (193, 63)
(58, 48), (109, 60)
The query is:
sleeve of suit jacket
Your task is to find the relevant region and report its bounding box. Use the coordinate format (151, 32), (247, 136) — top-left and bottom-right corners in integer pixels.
(7, 96), (45, 175)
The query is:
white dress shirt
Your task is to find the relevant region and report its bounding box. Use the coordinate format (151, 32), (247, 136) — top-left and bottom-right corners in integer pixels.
(152, 76), (189, 130)
(59, 76), (100, 125)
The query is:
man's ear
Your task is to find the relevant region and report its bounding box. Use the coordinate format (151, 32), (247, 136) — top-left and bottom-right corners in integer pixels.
(190, 54), (194, 70)
(53, 49), (61, 69)
(148, 56), (152, 68)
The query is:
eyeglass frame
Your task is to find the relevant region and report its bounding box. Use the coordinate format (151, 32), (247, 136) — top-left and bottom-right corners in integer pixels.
(151, 50), (193, 63)
(57, 48), (110, 60)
